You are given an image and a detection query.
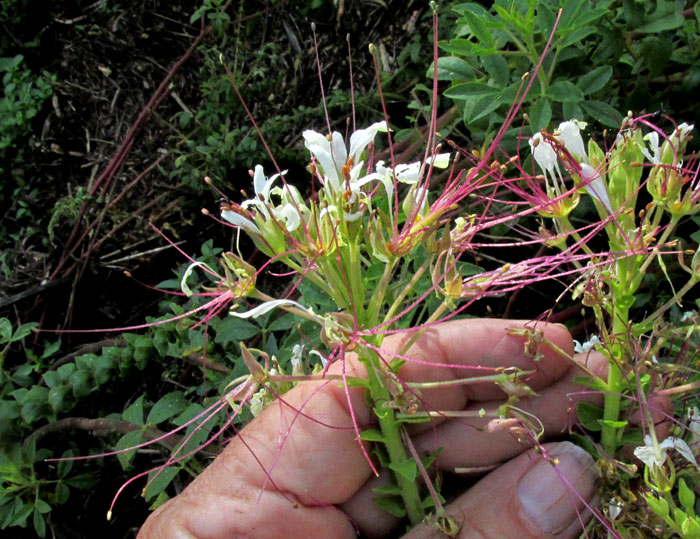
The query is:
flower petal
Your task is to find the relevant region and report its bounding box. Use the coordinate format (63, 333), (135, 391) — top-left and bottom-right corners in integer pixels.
(348, 121), (387, 161)
(580, 163), (612, 213)
(633, 444), (663, 468)
(426, 153), (451, 168)
(230, 299), (307, 319)
(221, 209), (260, 235)
(669, 437), (698, 468)
(529, 133), (558, 176)
(253, 165), (266, 197)
(555, 120), (587, 161)
(395, 161), (421, 184)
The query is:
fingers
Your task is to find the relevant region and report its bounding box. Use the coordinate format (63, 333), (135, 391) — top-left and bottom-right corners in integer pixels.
(404, 441), (599, 539)
(412, 351), (609, 470)
(383, 319), (575, 415)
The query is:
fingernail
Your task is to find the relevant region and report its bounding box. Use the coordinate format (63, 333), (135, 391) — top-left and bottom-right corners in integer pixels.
(517, 442), (597, 534)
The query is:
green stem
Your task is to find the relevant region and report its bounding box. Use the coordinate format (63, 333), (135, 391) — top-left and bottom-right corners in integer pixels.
(367, 257), (398, 327)
(363, 349), (424, 525)
(384, 256), (432, 324)
(600, 258), (632, 457)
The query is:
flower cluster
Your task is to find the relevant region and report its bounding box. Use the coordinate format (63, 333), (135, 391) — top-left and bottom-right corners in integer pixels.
(220, 122), (451, 261)
(529, 120), (611, 217)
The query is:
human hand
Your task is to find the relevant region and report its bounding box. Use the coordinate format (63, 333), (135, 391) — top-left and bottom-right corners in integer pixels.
(138, 319), (607, 538)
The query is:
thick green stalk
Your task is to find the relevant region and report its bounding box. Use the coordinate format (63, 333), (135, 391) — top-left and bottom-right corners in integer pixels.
(600, 256), (633, 457)
(363, 349), (425, 525)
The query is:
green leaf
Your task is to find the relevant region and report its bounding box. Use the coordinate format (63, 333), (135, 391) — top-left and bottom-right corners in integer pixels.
(577, 402), (603, 431)
(373, 495), (406, 518)
(57, 363), (76, 382)
(267, 313), (295, 332)
(214, 317), (261, 346)
(560, 26), (597, 48)
(41, 338), (61, 359)
(444, 81), (498, 100)
(57, 450), (74, 479)
(635, 7), (684, 32)
(530, 98), (552, 132)
(482, 54), (509, 87)
(64, 473), (97, 490)
(0, 318), (13, 343)
(618, 428), (643, 445)
(599, 419), (628, 429)
(33, 508), (46, 537)
(640, 36), (672, 78)
(457, 261), (483, 277)
(69, 370), (92, 399)
(55, 482), (70, 504)
(438, 38), (495, 57)
(359, 429), (386, 443)
(577, 66), (612, 95)
(681, 514), (700, 538)
(561, 103), (586, 120)
(20, 387), (50, 424)
(35, 499), (51, 514)
(546, 81), (584, 103)
(459, 6), (495, 49)
(11, 322), (37, 342)
(115, 430), (143, 470)
(48, 386), (69, 413)
(9, 502), (33, 526)
(679, 478), (696, 515)
(644, 493), (669, 517)
(430, 57), (475, 81)
(147, 391), (188, 425)
(372, 484), (402, 496)
(580, 100), (622, 128)
(122, 395), (144, 426)
(388, 459), (418, 481)
(144, 466), (179, 502)
(42, 371), (59, 388)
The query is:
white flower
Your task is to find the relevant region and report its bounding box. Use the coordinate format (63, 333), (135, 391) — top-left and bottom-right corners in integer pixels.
(573, 335), (601, 354)
(303, 121), (388, 192)
(222, 165), (297, 234)
(529, 132), (565, 194)
(392, 153), (451, 185)
(641, 132), (661, 165)
(608, 499), (623, 520)
(241, 165), (287, 213)
(681, 311), (696, 323)
(634, 435), (698, 469)
(554, 120), (587, 161)
(580, 163), (612, 213)
(249, 389), (266, 416)
(291, 344), (303, 374)
(309, 349), (328, 368)
(676, 122), (694, 142)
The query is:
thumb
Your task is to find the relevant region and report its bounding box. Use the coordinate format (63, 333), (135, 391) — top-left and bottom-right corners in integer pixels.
(406, 441), (599, 538)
